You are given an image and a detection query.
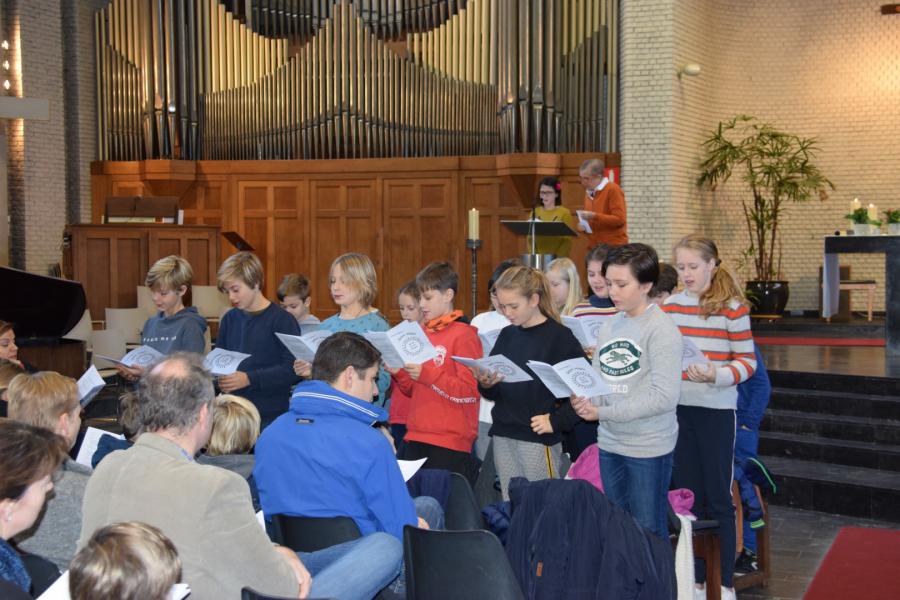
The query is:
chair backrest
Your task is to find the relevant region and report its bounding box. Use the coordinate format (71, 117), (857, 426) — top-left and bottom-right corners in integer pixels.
(445, 472), (485, 530)
(136, 286), (158, 318)
(403, 526), (524, 600)
(193, 285), (231, 319)
(241, 588), (309, 600)
(91, 329), (127, 367)
(62, 309), (93, 344)
(104, 307), (146, 344)
(271, 515), (361, 553)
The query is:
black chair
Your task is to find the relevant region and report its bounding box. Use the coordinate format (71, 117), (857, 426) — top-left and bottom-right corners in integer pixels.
(403, 526), (524, 600)
(241, 588), (335, 600)
(445, 472), (485, 530)
(19, 552), (61, 597)
(271, 515), (362, 553)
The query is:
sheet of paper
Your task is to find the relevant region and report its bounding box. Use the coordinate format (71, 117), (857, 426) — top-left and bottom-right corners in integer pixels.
(478, 328), (503, 355)
(526, 360), (574, 398)
(388, 320), (438, 364)
(451, 355), (533, 383)
(552, 357), (612, 397)
(256, 510), (266, 531)
(397, 458), (427, 482)
(364, 332), (407, 369)
(276, 332), (317, 362)
(681, 337), (710, 369)
(75, 426), (125, 468)
(77, 365), (106, 407)
(96, 344), (164, 368)
(204, 348), (251, 376)
(576, 210), (593, 234)
(39, 572), (190, 600)
(562, 316), (607, 348)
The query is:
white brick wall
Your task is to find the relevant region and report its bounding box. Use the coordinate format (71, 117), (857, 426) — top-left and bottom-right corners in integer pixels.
(625, 0), (900, 312)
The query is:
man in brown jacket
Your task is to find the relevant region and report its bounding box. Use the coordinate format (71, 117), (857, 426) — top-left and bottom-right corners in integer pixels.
(578, 158), (629, 247)
(79, 353), (401, 600)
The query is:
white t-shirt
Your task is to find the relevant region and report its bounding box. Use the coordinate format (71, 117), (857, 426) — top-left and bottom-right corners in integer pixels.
(470, 311), (511, 424)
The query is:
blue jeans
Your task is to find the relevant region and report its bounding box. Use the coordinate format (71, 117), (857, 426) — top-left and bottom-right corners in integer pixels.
(299, 533), (402, 600)
(598, 449), (673, 540)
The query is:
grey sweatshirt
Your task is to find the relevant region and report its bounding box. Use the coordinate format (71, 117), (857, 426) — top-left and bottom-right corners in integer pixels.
(15, 459), (91, 570)
(141, 306), (208, 355)
(591, 303), (682, 458)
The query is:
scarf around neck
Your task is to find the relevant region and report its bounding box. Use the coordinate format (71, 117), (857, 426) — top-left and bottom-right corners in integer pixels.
(0, 537), (30, 593)
(424, 310), (464, 333)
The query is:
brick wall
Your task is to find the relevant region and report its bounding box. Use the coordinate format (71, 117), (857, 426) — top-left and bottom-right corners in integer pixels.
(625, 0), (900, 312)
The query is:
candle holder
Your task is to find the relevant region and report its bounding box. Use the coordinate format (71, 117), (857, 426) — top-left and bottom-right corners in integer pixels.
(466, 238), (482, 317)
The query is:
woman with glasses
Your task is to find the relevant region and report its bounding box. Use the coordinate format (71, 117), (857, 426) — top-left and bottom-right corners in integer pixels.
(527, 176), (576, 259)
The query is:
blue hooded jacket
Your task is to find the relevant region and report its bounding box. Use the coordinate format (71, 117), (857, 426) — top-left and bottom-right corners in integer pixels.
(253, 380), (417, 540)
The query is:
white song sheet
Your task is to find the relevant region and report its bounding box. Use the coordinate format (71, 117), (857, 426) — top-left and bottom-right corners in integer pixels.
(451, 355), (533, 383)
(527, 357), (612, 399)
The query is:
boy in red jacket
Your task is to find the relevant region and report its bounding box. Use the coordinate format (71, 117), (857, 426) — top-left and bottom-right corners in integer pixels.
(391, 262), (483, 482)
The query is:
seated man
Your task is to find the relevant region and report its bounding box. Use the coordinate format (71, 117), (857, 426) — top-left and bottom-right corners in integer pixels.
(255, 331), (443, 543)
(79, 352), (401, 600)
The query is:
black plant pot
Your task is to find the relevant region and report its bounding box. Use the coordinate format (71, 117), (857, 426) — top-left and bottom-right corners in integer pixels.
(746, 280), (790, 315)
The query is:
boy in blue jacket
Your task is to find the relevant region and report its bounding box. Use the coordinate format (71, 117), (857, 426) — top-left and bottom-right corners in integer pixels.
(254, 331), (442, 543)
(734, 343), (771, 574)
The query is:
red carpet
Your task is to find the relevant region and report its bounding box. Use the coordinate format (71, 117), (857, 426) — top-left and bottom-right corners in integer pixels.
(756, 336), (885, 347)
(803, 527), (900, 599)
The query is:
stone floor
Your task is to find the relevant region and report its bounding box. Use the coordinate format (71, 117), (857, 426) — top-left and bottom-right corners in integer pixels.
(737, 504), (900, 599)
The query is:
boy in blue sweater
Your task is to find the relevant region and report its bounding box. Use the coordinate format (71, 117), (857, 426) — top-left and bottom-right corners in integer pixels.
(216, 252), (300, 428)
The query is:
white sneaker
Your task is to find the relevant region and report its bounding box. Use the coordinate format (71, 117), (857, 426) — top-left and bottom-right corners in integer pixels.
(692, 584), (706, 600)
(721, 586), (736, 600)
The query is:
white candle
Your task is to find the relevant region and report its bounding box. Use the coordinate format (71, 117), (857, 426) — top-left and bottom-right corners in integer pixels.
(868, 203), (877, 221)
(851, 198), (861, 213)
(468, 208), (480, 240)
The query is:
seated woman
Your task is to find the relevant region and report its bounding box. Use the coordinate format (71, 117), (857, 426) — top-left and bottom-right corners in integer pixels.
(196, 394), (261, 509)
(70, 521), (182, 600)
(7, 371), (91, 570)
(0, 420), (69, 599)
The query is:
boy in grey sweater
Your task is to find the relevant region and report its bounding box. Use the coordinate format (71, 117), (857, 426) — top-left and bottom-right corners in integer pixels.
(572, 244), (682, 539)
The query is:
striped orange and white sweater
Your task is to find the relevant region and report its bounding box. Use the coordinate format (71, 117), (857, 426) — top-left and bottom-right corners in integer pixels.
(661, 292), (756, 410)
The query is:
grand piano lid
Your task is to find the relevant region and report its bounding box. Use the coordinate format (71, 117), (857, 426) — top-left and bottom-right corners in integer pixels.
(1, 266), (87, 338)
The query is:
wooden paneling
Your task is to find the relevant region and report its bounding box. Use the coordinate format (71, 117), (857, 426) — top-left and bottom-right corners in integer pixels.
(91, 153), (620, 319)
(67, 224), (219, 319)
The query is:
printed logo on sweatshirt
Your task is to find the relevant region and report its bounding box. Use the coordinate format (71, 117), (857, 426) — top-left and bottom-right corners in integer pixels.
(596, 338), (643, 380)
(432, 345), (447, 367)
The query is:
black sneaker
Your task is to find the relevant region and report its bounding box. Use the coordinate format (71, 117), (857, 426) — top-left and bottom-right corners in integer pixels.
(734, 548), (759, 575)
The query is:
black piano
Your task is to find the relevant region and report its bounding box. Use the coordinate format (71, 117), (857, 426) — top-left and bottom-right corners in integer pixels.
(1, 266), (87, 378)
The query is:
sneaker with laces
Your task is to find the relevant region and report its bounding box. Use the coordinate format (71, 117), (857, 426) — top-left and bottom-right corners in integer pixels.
(734, 548), (759, 575)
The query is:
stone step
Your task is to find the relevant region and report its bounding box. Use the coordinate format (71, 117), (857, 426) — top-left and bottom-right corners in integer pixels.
(759, 430), (900, 471)
(768, 387), (900, 421)
(764, 456), (900, 522)
(761, 409), (900, 445)
(767, 370), (900, 397)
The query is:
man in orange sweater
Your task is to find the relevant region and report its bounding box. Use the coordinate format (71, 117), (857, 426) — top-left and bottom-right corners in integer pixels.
(577, 158), (628, 247)
(390, 262), (483, 483)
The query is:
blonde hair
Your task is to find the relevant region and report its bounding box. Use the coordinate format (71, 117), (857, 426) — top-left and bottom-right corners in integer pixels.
(69, 521), (181, 600)
(493, 266), (560, 323)
(217, 252), (264, 292)
(331, 253), (378, 308)
(8, 371), (80, 432)
(145, 255), (193, 292)
(673, 235), (748, 318)
(206, 394), (260, 456)
(547, 258), (584, 316)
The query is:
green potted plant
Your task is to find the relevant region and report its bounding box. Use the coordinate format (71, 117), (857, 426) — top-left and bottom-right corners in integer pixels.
(884, 209), (900, 235)
(845, 207), (881, 236)
(697, 115), (834, 315)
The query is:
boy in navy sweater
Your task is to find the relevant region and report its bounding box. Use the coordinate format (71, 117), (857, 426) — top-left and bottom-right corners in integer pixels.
(216, 252), (300, 427)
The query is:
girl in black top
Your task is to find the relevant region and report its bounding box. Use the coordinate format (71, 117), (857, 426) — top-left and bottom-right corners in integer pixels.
(473, 266), (585, 499)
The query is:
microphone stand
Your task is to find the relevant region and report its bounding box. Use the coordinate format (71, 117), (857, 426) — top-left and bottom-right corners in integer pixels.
(528, 195), (539, 265)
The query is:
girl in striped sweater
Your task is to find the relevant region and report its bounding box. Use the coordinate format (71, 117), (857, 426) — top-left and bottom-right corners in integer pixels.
(662, 235), (757, 600)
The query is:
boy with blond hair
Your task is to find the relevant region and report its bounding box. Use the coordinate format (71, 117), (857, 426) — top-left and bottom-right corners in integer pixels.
(216, 252), (299, 427)
(391, 262), (483, 481)
(277, 273), (321, 329)
(118, 255), (207, 381)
